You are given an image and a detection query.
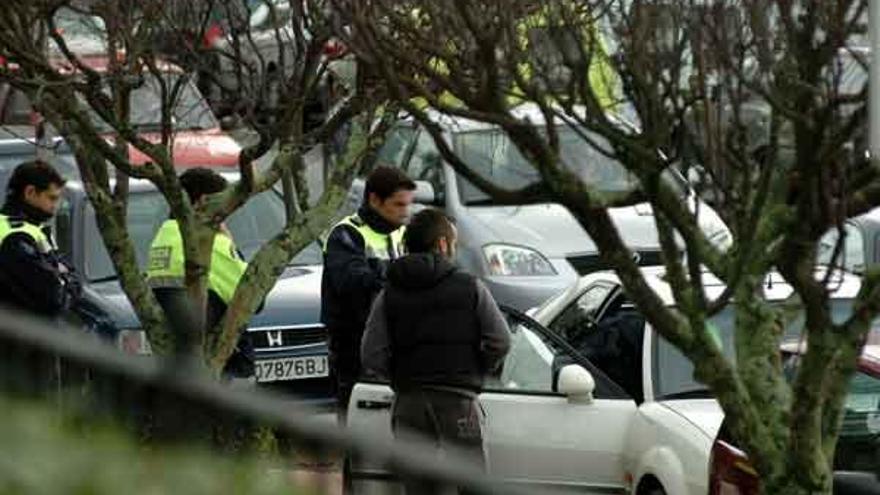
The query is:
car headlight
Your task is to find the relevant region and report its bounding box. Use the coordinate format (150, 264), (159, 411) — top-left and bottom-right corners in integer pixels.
(483, 244), (557, 276)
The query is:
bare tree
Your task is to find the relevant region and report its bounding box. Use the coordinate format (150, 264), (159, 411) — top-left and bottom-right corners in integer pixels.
(0, 0), (392, 376)
(340, 0), (877, 492)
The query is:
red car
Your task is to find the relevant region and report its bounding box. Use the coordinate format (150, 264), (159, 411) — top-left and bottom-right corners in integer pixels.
(710, 343), (880, 494)
(0, 54), (241, 169)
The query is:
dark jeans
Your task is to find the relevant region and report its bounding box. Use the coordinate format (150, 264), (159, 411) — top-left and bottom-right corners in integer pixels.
(329, 347), (359, 425)
(392, 388), (486, 495)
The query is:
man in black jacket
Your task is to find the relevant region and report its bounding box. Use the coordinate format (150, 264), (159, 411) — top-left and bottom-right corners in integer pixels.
(321, 166), (415, 418)
(0, 160), (79, 318)
(361, 208), (510, 494)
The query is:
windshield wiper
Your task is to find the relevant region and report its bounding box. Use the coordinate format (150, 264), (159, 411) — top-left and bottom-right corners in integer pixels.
(89, 275), (119, 284)
(658, 388), (713, 400)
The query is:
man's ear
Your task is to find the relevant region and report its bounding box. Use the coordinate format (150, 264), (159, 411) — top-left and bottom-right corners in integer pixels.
(367, 192), (380, 209)
(437, 236), (449, 256)
(22, 185), (36, 201)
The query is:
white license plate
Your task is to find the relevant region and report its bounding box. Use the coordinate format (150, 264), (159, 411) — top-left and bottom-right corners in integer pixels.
(255, 356), (328, 383)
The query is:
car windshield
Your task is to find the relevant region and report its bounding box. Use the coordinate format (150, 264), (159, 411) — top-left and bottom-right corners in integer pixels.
(653, 299), (857, 400)
(0, 150), (78, 190)
(454, 126), (638, 205)
(83, 188), (319, 282)
(818, 223), (866, 274)
(84, 74), (218, 133)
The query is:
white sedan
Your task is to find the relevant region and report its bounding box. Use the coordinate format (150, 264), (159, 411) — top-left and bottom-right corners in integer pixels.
(346, 267), (861, 494)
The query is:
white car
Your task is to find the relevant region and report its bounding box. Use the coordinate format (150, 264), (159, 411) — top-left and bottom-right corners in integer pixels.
(346, 266), (862, 494)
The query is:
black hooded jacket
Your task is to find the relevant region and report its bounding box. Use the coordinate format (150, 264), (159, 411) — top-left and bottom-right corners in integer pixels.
(362, 253), (511, 391)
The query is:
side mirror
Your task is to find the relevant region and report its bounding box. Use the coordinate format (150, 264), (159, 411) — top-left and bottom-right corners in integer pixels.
(557, 364), (595, 404)
(413, 180), (437, 205)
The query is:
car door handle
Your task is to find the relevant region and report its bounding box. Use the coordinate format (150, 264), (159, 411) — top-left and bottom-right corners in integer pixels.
(356, 399), (392, 410)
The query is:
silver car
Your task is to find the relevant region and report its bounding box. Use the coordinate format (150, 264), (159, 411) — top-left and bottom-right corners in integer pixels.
(349, 105), (731, 311)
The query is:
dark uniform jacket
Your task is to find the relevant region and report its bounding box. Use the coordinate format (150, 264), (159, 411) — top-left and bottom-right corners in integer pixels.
(0, 199), (78, 317)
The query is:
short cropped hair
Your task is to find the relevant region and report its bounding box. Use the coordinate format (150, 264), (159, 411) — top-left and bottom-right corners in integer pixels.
(6, 160), (65, 201)
(364, 165), (416, 203)
(404, 208), (456, 254)
(179, 167), (228, 204)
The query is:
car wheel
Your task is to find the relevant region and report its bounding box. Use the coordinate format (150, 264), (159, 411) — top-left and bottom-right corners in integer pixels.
(644, 487), (666, 495)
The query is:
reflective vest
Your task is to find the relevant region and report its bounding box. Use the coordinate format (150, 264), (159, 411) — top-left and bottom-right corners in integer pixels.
(0, 214), (53, 254)
(324, 213), (405, 261)
(145, 220), (247, 304)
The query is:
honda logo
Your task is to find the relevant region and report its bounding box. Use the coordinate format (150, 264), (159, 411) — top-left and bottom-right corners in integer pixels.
(267, 331), (284, 347)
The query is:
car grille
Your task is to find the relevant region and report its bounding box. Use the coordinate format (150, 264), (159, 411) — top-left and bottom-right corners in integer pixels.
(566, 250), (665, 276)
(250, 326), (327, 350)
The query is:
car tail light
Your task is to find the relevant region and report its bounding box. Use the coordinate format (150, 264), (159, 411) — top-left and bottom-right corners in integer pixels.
(709, 439), (760, 495)
(117, 330), (152, 356)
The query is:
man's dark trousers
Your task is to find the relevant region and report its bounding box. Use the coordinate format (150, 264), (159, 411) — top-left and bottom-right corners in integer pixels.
(392, 387), (486, 495)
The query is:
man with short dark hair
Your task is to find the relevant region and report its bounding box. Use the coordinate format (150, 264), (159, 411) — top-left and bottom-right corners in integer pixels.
(321, 165), (416, 418)
(361, 208), (510, 494)
(0, 160), (79, 317)
(146, 167), (254, 377)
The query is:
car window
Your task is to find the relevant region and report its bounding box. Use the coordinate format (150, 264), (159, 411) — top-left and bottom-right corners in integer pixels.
(83, 188), (303, 282)
(583, 295), (646, 402)
(454, 126), (637, 205)
(818, 222), (865, 273)
(372, 125), (417, 170)
(781, 352), (880, 473)
(82, 75), (218, 133)
(549, 283), (615, 344)
(250, 1), (294, 31)
(54, 197), (73, 256)
(0, 86), (34, 125)
(405, 130), (445, 202)
(490, 309), (628, 399)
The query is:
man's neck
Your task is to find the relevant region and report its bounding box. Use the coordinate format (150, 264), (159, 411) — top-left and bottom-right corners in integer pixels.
(1, 197), (48, 225)
(358, 204), (398, 235)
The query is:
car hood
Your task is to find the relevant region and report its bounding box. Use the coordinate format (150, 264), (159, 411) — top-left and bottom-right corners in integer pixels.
(88, 264), (323, 331)
(464, 200), (730, 258)
(126, 129), (241, 168)
(465, 203), (661, 258)
(248, 265), (324, 328)
(660, 399), (725, 439)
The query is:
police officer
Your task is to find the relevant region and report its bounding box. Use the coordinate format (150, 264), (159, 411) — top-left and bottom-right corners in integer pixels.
(146, 167), (253, 377)
(361, 209), (510, 494)
(321, 166), (415, 418)
(0, 160), (79, 317)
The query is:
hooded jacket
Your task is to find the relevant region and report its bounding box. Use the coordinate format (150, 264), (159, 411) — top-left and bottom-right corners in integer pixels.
(361, 253), (511, 392)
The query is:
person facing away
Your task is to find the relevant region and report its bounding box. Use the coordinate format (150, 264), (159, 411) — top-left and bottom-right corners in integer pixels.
(0, 160), (80, 318)
(321, 165), (416, 419)
(145, 167), (255, 377)
(361, 208), (511, 493)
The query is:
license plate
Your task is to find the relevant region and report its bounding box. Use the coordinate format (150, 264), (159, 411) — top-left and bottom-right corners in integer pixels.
(255, 356), (328, 383)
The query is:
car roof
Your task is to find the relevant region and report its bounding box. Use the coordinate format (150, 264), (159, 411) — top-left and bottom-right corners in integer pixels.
(537, 265), (862, 321)
(64, 168), (243, 194)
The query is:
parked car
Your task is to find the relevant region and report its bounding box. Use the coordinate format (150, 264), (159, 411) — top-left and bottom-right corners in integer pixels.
(352, 104), (731, 311)
(709, 343), (880, 494)
(0, 156), (331, 404)
(818, 209), (880, 275)
(345, 266), (862, 494)
(211, 0), (353, 122)
(0, 54), (242, 168)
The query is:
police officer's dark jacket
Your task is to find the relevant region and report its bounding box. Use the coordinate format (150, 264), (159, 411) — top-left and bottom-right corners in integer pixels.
(0, 198), (76, 316)
(384, 252), (483, 391)
(321, 205), (404, 356)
